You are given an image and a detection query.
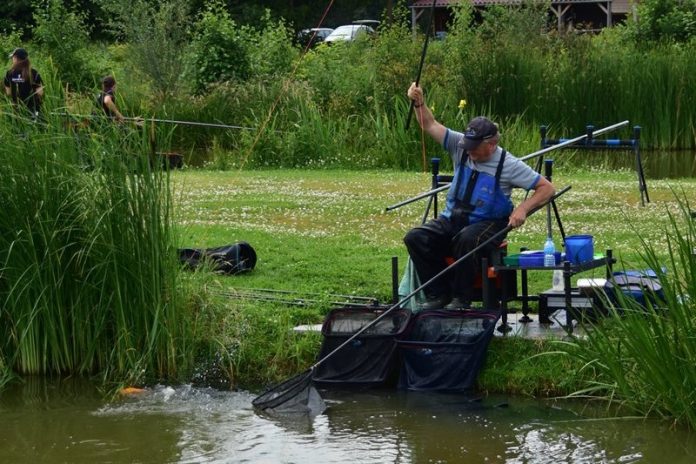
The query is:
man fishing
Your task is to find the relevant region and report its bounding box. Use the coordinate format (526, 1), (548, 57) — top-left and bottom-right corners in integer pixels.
(405, 82), (555, 310)
(4, 48), (44, 119)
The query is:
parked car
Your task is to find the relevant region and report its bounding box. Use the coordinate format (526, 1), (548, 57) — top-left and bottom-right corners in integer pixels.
(296, 27), (334, 48)
(323, 24), (375, 43)
(352, 19), (380, 30)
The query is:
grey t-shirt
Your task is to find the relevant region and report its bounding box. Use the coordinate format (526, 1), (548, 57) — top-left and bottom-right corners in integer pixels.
(443, 128), (540, 195)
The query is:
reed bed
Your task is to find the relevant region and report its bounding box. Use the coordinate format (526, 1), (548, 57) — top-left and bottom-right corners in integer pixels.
(560, 196), (696, 428)
(0, 107), (202, 387)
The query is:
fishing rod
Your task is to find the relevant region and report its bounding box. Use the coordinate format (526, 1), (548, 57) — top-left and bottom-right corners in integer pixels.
(217, 289), (381, 308)
(225, 287), (379, 302)
(52, 112), (267, 131)
(385, 120), (630, 212)
(405, 0), (438, 130)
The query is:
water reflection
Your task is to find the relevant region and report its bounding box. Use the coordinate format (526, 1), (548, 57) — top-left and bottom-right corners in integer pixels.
(1, 380), (695, 463)
(559, 149), (696, 179)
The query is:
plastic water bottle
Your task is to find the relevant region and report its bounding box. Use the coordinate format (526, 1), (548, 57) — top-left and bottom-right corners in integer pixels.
(543, 237), (556, 267)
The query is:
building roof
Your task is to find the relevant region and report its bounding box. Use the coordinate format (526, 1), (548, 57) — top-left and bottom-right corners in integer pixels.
(410, 0), (633, 14)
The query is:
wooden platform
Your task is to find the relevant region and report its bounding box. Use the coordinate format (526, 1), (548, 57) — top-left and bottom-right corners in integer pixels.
(497, 309), (586, 339)
(293, 309), (586, 340)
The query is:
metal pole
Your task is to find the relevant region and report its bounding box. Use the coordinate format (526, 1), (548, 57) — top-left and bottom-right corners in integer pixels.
(385, 184), (451, 211)
(52, 112), (263, 131)
(520, 120), (629, 162)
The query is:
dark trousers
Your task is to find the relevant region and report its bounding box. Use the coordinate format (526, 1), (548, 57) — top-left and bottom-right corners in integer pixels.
(403, 217), (508, 300)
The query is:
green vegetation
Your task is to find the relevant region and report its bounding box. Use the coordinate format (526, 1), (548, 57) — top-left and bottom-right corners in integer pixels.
(560, 197), (696, 428)
(2, 113), (696, 425)
(3, 1), (696, 171)
(0, 113), (207, 390)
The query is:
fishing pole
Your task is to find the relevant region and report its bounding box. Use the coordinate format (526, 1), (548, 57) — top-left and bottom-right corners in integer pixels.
(405, 0), (438, 130)
(385, 120), (630, 212)
(217, 289), (381, 308)
(52, 112), (270, 132)
(225, 287), (379, 302)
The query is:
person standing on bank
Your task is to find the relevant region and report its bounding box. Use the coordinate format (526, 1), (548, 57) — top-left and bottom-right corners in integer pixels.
(405, 82), (555, 310)
(4, 48), (44, 119)
(96, 75), (125, 123)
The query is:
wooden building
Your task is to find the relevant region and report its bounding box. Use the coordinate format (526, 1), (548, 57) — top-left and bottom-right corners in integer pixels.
(410, 0), (636, 34)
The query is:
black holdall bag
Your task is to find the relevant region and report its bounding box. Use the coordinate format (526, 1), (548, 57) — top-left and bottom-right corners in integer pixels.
(178, 242), (257, 275)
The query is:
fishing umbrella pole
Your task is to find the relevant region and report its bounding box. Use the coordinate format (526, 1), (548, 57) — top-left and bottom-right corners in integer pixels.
(121, 116), (261, 131)
(386, 120), (630, 212)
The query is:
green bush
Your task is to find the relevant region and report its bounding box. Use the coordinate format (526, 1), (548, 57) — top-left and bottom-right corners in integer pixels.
(186, 1), (250, 95)
(32, 0), (95, 90)
(99, 0), (190, 102)
(628, 0), (696, 43)
(246, 9), (297, 78)
(297, 38), (375, 117)
(368, 9), (418, 113)
(0, 27), (23, 59)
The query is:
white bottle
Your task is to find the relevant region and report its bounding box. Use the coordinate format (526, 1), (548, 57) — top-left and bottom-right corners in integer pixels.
(543, 237), (555, 267)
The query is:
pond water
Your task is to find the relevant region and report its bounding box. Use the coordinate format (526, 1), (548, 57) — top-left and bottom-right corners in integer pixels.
(558, 149), (696, 179)
(1, 380), (695, 463)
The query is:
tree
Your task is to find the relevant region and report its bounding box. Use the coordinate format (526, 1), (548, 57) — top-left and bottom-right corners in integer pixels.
(630, 0), (696, 43)
(99, 0), (191, 101)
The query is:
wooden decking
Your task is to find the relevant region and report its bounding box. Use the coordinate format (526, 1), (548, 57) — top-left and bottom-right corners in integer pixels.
(294, 308), (585, 340)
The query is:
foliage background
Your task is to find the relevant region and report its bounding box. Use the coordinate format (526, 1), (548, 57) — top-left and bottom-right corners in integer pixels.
(4, 1), (696, 170)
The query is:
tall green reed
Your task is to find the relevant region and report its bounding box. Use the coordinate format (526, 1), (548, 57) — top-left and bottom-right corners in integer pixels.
(559, 193), (696, 428)
(0, 108), (199, 386)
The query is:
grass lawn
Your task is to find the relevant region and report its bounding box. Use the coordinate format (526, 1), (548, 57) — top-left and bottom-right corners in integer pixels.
(172, 167), (696, 394)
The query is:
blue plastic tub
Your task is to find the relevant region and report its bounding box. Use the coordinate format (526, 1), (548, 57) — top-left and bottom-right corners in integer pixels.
(565, 235), (594, 264)
(518, 251), (561, 268)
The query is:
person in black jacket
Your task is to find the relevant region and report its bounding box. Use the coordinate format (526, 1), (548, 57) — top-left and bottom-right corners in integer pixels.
(4, 48), (44, 118)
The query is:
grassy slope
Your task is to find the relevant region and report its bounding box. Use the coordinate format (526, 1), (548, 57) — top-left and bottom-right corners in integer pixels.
(172, 167), (696, 394)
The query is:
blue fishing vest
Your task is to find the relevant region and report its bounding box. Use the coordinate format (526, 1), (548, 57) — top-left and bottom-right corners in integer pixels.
(441, 150), (513, 225)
